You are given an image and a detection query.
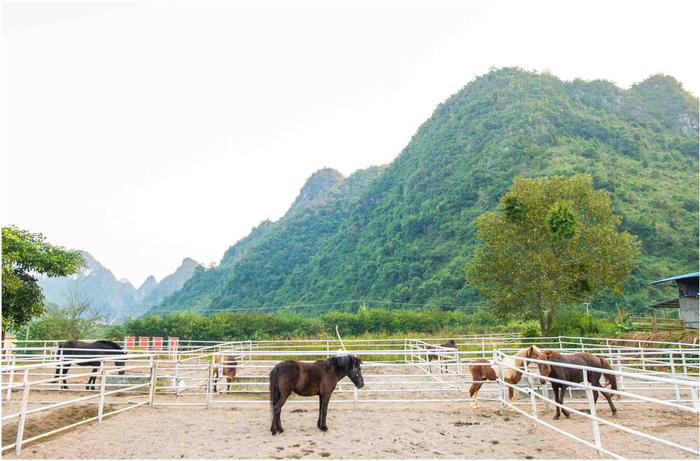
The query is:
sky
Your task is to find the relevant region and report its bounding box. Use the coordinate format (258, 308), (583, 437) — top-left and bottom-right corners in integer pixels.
(2, 0), (698, 286)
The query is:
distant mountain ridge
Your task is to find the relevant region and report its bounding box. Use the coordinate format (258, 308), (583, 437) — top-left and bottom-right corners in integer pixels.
(154, 69), (698, 315)
(38, 252), (201, 320)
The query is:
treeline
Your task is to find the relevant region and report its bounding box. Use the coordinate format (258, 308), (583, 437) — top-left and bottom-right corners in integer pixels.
(91, 307), (620, 342)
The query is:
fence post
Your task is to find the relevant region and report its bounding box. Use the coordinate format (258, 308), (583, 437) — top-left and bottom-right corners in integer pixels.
(149, 357), (158, 406)
(326, 340), (330, 359)
(527, 378), (538, 427)
(679, 347), (688, 377)
(5, 353), (16, 401)
(206, 363), (213, 408)
(481, 339), (486, 358)
(98, 360), (107, 421)
(15, 369), (30, 456)
(493, 350), (505, 412)
(175, 360), (181, 397)
(615, 353), (625, 392)
(639, 344), (647, 371)
(579, 337), (584, 351)
(583, 371), (602, 457)
(669, 352), (681, 403)
(353, 386), (358, 406)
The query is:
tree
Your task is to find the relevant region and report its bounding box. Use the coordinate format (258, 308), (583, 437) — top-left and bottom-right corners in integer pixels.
(2, 226), (83, 338)
(466, 175), (640, 336)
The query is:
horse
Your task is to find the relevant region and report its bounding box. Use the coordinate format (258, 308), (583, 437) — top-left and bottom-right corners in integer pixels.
(54, 340), (126, 390)
(427, 339), (457, 374)
(535, 350), (618, 419)
(269, 355), (364, 435)
(213, 355), (238, 393)
(468, 345), (541, 408)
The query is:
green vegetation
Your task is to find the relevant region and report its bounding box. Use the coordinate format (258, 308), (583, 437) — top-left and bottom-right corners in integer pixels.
(2, 226), (83, 337)
(466, 174), (640, 335)
(155, 69), (698, 316)
(91, 307), (619, 342)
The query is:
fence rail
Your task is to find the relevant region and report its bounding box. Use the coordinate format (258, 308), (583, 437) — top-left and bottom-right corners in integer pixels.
(2, 334), (698, 458)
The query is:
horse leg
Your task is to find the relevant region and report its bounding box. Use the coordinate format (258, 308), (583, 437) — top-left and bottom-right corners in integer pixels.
(62, 363), (71, 390)
(600, 389), (617, 415)
(319, 393), (331, 432)
(213, 369), (219, 394)
(87, 368), (97, 390)
(552, 384), (561, 419)
(469, 382), (483, 408)
(273, 390), (290, 435)
(559, 385), (570, 418)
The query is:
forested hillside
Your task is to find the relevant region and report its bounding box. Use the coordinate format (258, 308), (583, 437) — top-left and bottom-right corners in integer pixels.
(156, 68), (698, 315)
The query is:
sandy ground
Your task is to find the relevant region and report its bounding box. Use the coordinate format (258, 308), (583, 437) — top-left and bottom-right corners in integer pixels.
(3, 399), (698, 459)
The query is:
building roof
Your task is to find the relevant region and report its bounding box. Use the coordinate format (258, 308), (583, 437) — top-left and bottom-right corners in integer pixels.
(649, 298), (680, 309)
(651, 272), (700, 285)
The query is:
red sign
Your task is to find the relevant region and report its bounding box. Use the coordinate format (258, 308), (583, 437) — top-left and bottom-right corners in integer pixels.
(152, 336), (163, 352)
(168, 337), (179, 356)
(138, 337), (150, 350)
(124, 336), (135, 352)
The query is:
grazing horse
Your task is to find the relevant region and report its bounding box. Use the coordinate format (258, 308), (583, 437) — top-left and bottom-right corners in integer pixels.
(468, 345), (541, 408)
(427, 339), (457, 374)
(269, 355), (364, 435)
(54, 340), (126, 390)
(213, 355), (238, 393)
(535, 350), (618, 419)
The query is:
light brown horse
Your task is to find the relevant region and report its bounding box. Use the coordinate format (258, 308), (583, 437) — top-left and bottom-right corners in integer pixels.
(427, 339), (457, 374)
(213, 355), (238, 393)
(468, 345), (541, 408)
(269, 355), (364, 435)
(536, 350), (618, 419)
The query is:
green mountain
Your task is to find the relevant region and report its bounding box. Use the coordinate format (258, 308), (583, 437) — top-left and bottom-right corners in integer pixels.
(156, 68), (698, 315)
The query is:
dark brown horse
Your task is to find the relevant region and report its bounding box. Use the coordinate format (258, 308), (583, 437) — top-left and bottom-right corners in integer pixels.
(54, 340), (126, 390)
(269, 355), (364, 435)
(427, 339), (457, 373)
(213, 355), (238, 393)
(536, 350), (618, 419)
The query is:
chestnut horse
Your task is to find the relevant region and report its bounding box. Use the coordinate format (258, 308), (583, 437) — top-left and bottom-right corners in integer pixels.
(468, 345), (541, 408)
(535, 350), (618, 419)
(269, 355), (364, 435)
(213, 355), (238, 393)
(427, 339), (457, 374)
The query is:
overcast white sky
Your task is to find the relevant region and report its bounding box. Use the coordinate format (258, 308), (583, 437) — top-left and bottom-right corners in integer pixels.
(2, 0), (698, 286)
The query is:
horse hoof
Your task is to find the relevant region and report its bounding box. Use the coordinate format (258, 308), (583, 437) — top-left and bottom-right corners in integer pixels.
(553, 415), (560, 420)
(320, 426), (328, 432)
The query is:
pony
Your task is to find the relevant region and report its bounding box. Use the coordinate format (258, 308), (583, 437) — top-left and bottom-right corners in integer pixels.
(54, 340), (126, 390)
(213, 355), (238, 393)
(535, 349), (618, 419)
(427, 339), (457, 374)
(468, 345), (541, 408)
(269, 355), (364, 435)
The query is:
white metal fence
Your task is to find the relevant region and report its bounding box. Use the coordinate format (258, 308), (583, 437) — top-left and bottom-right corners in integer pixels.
(1, 334), (698, 458)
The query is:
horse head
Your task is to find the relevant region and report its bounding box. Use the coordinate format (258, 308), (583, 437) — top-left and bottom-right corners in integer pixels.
(444, 339), (457, 349)
(336, 355), (364, 389)
(536, 350), (557, 384)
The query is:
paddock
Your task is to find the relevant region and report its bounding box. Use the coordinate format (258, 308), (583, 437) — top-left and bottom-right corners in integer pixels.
(2, 335), (699, 459)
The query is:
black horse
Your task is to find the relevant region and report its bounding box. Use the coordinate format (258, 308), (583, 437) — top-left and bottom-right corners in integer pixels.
(54, 340), (126, 390)
(269, 355), (364, 435)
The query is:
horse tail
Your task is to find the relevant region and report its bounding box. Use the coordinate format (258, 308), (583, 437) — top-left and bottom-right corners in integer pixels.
(598, 356), (620, 398)
(269, 366), (281, 410)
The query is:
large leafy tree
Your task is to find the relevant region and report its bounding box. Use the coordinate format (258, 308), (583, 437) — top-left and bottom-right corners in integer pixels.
(466, 174), (640, 335)
(2, 226), (83, 337)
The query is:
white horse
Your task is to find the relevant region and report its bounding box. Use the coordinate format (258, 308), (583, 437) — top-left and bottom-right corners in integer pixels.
(468, 345), (541, 409)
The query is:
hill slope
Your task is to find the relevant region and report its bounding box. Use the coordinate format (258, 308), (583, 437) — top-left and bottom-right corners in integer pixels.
(157, 69), (698, 315)
(39, 252), (202, 319)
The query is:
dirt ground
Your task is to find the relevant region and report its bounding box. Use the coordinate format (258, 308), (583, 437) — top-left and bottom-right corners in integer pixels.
(3, 400), (698, 459)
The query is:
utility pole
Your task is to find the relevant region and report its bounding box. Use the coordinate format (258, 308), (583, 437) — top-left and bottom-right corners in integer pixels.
(584, 302), (590, 316)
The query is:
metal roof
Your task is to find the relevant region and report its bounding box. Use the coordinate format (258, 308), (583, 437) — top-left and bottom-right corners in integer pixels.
(651, 272), (700, 285)
(649, 298), (680, 309)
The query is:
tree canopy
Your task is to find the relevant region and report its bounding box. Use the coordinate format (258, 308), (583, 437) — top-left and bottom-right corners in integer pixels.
(2, 226), (83, 336)
(466, 174), (640, 335)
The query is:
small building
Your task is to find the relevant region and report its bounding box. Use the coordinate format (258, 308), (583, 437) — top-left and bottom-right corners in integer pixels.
(650, 272), (699, 329)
